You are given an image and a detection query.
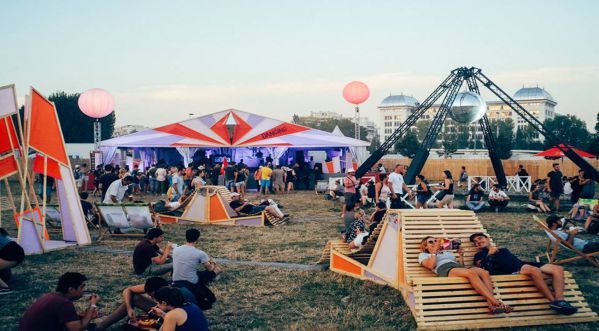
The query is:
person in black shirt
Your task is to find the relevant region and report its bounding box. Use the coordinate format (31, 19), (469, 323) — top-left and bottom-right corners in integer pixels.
(99, 165), (120, 201)
(469, 233), (577, 315)
(366, 202), (387, 236)
(228, 193), (285, 221)
(79, 192), (98, 226)
(465, 183), (485, 211)
(132, 228), (173, 276)
(546, 163), (563, 212)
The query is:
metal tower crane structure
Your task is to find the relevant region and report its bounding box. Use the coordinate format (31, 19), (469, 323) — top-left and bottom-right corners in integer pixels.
(355, 66), (599, 184)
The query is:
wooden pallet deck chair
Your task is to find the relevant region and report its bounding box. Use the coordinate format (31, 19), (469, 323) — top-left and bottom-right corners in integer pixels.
(96, 203), (156, 240)
(318, 221), (386, 265)
(533, 215), (599, 268)
(328, 209), (598, 330)
(151, 193), (195, 224)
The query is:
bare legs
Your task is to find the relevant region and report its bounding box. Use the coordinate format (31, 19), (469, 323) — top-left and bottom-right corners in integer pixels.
(0, 259), (17, 288)
(448, 267), (504, 310)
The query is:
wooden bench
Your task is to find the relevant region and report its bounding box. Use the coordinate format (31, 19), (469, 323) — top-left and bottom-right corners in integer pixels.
(327, 209), (598, 330)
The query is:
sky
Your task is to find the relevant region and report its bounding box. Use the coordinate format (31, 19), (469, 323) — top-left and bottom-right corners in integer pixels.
(1, 1), (598, 130)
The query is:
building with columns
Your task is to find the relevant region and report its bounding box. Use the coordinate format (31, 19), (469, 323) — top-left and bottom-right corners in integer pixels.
(378, 86), (557, 143)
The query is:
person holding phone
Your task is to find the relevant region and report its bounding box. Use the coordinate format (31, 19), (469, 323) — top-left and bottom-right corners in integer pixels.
(418, 236), (511, 314)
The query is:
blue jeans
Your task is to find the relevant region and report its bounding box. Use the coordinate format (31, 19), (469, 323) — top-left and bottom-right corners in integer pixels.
(466, 201), (484, 211)
(149, 178), (157, 193)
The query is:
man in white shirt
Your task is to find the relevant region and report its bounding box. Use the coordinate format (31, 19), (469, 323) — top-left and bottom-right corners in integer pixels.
(388, 164), (411, 209)
(488, 184), (510, 211)
(172, 229), (221, 308)
(155, 166), (167, 195)
(103, 176), (133, 204)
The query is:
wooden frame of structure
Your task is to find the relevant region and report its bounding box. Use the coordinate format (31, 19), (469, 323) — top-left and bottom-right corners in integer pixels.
(327, 209), (598, 330)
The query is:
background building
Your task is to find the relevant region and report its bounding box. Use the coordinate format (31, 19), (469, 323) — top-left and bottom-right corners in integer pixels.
(378, 86), (557, 143)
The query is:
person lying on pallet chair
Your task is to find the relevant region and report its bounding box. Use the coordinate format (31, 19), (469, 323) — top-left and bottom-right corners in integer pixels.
(547, 215), (599, 254)
(418, 236), (513, 315)
(469, 232), (578, 315)
(229, 193), (288, 223)
(152, 194), (189, 214)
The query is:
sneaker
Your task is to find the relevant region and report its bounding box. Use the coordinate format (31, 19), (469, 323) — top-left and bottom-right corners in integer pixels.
(0, 287), (13, 295)
(550, 300), (578, 315)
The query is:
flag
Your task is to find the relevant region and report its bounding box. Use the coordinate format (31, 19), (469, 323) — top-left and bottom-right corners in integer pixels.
(0, 84), (18, 118)
(28, 88), (69, 165)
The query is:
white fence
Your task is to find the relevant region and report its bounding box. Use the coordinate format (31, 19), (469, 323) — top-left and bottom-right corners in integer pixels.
(467, 176), (531, 193)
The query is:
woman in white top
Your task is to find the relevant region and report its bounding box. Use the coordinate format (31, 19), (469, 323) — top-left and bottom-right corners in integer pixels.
(418, 236), (512, 314)
(375, 174), (392, 206)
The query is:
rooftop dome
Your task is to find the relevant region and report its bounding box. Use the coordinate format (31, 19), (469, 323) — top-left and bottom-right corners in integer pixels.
(513, 86), (555, 102)
(379, 94), (419, 108)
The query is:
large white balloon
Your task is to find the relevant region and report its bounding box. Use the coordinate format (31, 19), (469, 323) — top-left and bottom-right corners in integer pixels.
(78, 88), (114, 119)
(450, 91), (487, 124)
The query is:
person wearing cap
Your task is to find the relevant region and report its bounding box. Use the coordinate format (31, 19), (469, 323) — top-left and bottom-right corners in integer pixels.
(132, 228), (173, 276)
(469, 232), (577, 315)
(343, 168), (359, 211)
(229, 193), (286, 221)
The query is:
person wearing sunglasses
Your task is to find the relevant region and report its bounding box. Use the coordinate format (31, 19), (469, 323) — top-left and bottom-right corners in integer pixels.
(418, 236), (512, 314)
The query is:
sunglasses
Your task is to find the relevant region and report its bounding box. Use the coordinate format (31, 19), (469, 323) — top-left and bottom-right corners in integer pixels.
(427, 239), (437, 244)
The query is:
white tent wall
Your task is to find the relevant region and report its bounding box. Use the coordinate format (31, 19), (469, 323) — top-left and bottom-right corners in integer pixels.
(56, 163), (91, 244)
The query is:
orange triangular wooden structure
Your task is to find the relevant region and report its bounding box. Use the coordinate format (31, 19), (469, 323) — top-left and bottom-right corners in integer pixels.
(28, 88), (69, 165)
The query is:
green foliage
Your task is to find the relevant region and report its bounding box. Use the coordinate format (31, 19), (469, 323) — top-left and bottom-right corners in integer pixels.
(588, 112), (599, 157)
(542, 114), (589, 149)
(48, 92), (116, 143)
(488, 119), (514, 159)
(294, 116), (368, 140)
(415, 120), (432, 142)
(367, 134), (381, 153)
(440, 127), (458, 157)
(394, 130), (419, 158)
(454, 122), (471, 149)
(514, 125), (542, 150)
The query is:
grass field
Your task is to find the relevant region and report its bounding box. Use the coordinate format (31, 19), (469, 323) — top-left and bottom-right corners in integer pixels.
(0, 191), (598, 330)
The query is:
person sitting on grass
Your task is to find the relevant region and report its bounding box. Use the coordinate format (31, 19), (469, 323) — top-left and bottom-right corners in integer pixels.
(546, 215), (599, 253)
(172, 229), (220, 310)
(0, 228), (24, 295)
(133, 228), (173, 276)
(328, 179), (343, 200)
(465, 183), (485, 212)
(229, 193), (287, 222)
(150, 286), (209, 331)
(95, 277), (197, 330)
(19, 272), (100, 331)
(528, 184), (551, 213)
(469, 233), (577, 315)
(488, 184), (510, 211)
(345, 209), (366, 243)
(418, 236), (512, 315)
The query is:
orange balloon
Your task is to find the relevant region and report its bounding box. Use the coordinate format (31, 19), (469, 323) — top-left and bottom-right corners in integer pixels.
(343, 81), (370, 105)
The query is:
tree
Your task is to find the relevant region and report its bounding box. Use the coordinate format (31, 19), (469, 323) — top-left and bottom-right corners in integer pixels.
(454, 123), (471, 149)
(488, 119), (514, 159)
(542, 114), (589, 149)
(394, 130), (419, 158)
(587, 112), (599, 157)
(514, 125), (537, 150)
(440, 127), (458, 158)
(368, 134), (381, 154)
(415, 120), (432, 142)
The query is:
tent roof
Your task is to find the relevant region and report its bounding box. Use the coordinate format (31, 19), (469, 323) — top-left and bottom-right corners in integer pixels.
(100, 109), (370, 148)
(331, 125), (345, 137)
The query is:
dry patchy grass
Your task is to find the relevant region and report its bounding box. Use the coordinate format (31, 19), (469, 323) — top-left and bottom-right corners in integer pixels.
(0, 191), (598, 330)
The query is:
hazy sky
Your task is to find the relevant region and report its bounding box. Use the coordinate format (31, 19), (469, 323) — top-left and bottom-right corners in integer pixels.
(2, 1), (598, 130)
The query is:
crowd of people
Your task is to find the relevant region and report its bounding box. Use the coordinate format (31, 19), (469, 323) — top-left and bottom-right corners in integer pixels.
(17, 227), (216, 330)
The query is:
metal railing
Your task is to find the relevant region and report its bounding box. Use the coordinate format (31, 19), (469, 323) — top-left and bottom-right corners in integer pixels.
(467, 176), (531, 193)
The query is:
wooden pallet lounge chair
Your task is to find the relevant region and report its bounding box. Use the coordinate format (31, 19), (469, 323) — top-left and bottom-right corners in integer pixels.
(327, 209), (598, 330)
(533, 215), (599, 268)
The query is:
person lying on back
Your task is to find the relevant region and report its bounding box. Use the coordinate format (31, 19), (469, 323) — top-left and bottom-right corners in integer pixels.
(546, 215), (599, 253)
(95, 277), (197, 330)
(469, 233), (577, 315)
(229, 193), (287, 222)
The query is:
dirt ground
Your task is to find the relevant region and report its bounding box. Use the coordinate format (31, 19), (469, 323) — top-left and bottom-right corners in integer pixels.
(0, 190), (597, 330)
